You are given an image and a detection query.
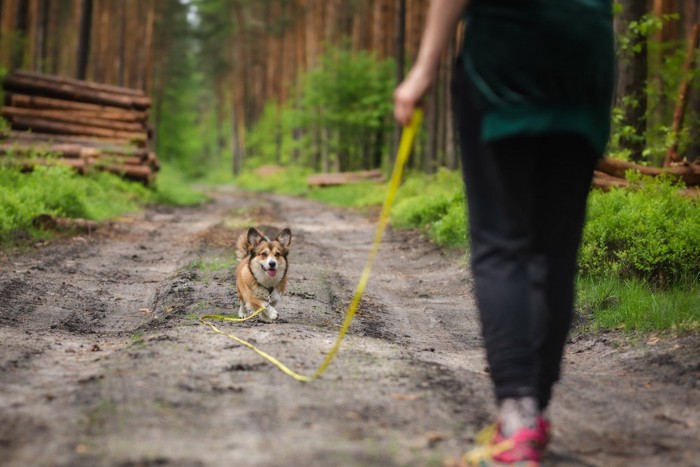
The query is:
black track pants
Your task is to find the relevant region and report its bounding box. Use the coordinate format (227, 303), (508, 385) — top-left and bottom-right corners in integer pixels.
(452, 68), (598, 409)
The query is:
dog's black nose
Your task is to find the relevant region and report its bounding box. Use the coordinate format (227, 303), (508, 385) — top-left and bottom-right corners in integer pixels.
(269, 260), (277, 269)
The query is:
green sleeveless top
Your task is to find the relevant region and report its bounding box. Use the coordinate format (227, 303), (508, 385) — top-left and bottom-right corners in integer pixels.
(461, 0), (615, 154)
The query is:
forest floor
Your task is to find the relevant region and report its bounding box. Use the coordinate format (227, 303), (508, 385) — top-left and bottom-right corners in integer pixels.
(0, 187), (699, 467)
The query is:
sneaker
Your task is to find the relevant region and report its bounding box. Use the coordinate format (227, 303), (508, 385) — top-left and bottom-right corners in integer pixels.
(462, 421), (547, 466)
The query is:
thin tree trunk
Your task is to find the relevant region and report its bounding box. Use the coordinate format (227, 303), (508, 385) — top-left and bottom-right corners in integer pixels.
(76, 0), (93, 80)
(615, 0), (649, 162)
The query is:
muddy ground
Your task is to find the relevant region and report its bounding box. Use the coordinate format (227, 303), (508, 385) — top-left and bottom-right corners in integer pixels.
(0, 187), (698, 467)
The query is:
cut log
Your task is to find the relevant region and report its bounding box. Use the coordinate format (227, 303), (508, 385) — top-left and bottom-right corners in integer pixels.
(9, 116), (147, 145)
(98, 163), (155, 184)
(307, 169), (385, 186)
(592, 170), (699, 198)
(13, 70), (146, 97)
(0, 143), (153, 165)
(591, 171), (629, 191)
(16, 157), (87, 173)
(2, 106), (147, 132)
(3, 73), (151, 109)
(33, 214), (99, 233)
(5, 93), (149, 121)
(1, 130), (143, 149)
(595, 157), (700, 186)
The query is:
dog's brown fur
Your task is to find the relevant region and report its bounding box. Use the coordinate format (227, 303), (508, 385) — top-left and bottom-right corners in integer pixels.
(235, 227), (292, 321)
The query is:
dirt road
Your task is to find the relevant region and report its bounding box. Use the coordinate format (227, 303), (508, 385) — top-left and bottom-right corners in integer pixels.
(1, 188), (698, 467)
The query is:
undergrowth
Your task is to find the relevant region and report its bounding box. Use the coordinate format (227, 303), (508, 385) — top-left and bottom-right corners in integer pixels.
(0, 162), (207, 246)
(234, 165), (700, 333)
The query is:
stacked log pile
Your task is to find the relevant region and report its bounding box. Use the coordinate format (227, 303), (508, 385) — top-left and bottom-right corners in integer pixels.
(1, 71), (158, 184)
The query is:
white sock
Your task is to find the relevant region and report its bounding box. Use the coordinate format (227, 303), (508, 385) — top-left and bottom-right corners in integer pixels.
(498, 396), (539, 437)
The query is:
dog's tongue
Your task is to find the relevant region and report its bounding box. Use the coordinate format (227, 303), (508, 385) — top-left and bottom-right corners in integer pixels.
(266, 269), (277, 277)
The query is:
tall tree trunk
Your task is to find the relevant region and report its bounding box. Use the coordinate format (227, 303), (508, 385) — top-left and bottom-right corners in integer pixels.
(616, 0), (649, 162)
(12, 0), (29, 69)
(76, 0), (92, 80)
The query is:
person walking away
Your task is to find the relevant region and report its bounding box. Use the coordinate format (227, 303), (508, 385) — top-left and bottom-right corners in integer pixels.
(394, 1), (615, 465)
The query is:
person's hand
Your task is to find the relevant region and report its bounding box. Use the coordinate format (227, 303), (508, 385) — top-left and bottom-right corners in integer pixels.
(393, 65), (436, 126)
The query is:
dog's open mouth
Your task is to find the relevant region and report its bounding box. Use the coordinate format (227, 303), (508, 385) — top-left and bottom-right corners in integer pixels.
(265, 268), (277, 277)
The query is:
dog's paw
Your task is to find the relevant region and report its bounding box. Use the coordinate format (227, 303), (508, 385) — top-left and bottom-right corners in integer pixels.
(237, 304), (246, 318)
(262, 305), (278, 321)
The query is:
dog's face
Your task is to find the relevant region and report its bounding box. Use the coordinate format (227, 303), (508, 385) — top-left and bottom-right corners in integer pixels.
(246, 228), (291, 280)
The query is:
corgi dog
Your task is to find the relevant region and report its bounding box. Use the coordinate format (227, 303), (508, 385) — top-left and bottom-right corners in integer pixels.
(235, 227), (292, 321)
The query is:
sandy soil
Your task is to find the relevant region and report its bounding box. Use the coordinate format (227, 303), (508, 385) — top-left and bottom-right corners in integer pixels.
(0, 187), (698, 467)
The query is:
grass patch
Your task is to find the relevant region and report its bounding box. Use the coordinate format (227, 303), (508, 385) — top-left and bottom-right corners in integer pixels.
(186, 255), (236, 274)
(235, 166), (311, 196)
(0, 162), (207, 248)
(576, 275), (700, 333)
(151, 164), (210, 206)
(306, 182), (386, 207)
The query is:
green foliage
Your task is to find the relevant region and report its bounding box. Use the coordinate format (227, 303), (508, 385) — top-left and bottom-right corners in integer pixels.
(153, 1), (215, 177)
(0, 160), (208, 245)
(151, 165), (210, 206)
(390, 169), (468, 248)
(576, 275), (699, 333)
(608, 9), (698, 165)
(579, 173), (700, 285)
(0, 164), (149, 242)
(306, 182), (386, 208)
(245, 45), (396, 172)
(235, 166), (312, 197)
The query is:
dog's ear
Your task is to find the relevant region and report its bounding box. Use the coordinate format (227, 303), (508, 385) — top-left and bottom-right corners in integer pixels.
(247, 228), (264, 248)
(276, 228), (292, 250)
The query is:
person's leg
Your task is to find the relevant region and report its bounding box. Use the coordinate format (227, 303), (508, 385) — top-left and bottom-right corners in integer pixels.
(528, 135), (598, 411)
(452, 65), (539, 403)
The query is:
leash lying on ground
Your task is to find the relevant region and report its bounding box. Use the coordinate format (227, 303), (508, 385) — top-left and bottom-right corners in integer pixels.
(199, 109), (424, 382)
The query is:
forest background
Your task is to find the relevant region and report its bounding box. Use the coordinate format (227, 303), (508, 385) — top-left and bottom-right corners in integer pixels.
(0, 0), (698, 333)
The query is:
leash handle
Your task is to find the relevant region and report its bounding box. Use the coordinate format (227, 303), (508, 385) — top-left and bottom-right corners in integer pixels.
(201, 109), (424, 382)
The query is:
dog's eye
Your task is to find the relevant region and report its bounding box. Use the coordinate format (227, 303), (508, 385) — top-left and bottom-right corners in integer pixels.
(261, 252), (268, 258)
(274, 252), (281, 257)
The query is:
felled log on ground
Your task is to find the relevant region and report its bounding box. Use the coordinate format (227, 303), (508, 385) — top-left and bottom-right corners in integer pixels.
(595, 157), (700, 186)
(99, 163), (155, 184)
(591, 169), (700, 198)
(33, 213), (99, 233)
(307, 169), (385, 187)
(3, 72), (150, 110)
(591, 170), (630, 191)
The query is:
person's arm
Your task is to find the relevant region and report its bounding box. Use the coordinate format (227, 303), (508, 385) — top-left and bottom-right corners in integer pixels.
(393, 0), (469, 125)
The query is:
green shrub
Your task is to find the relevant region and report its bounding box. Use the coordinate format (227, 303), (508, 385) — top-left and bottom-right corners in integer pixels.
(0, 164), (146, 241)
(390, 169), (468, 248)
(580, 173), (700, 285)
(0, 162), (207, 245)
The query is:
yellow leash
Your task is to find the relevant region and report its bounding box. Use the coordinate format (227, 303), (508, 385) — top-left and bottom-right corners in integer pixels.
(199, 109), (424, 382)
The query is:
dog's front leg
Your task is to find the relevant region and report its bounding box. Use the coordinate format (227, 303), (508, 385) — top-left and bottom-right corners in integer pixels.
(262, 305), (278, 321)
(269, 289), (282, 306)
